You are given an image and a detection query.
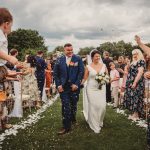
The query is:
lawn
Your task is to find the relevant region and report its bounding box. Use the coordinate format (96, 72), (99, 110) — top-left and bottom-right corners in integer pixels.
(1, 93), (147, 150)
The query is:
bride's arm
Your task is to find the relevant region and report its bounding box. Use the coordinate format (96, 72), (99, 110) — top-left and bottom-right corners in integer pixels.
(105, 67), (109, 75)
(81, 67), (89, 85)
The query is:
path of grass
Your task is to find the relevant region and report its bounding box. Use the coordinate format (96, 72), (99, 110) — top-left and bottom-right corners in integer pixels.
(1, 93), (147, 150)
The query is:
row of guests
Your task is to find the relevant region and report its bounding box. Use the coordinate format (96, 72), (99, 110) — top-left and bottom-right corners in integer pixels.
(102, 49), (150, 122)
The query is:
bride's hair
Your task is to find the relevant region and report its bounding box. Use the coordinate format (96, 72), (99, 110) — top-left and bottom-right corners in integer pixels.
(91, 50), (100, 59)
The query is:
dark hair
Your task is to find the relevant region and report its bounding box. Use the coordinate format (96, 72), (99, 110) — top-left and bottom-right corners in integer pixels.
(91, 50), (100, 59)
(64, 43), (72, 48)
(27, 55), (37, 67)
(103, 51), (110, 56)
(0, 8), (13, 25)
(9, 49), (18, 56)
(37, 50), (44, 55)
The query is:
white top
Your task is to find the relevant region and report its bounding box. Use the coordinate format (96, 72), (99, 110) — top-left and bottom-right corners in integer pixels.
(66, 56), (72, 66)
(0, 29), (8, 66)
(110, 69), (120, 87)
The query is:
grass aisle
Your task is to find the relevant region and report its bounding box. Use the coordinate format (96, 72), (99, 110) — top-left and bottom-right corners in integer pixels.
(2, 93), (147, 150)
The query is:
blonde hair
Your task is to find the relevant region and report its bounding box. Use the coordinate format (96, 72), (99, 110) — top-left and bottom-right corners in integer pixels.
(132, 49), (144, 63)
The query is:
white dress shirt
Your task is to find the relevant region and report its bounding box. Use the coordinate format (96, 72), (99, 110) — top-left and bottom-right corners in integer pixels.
(0, 29), (8, 66)
(66, 56), (72, 66)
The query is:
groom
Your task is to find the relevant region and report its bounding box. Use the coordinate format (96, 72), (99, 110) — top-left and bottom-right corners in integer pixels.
(54, 43), (84, 135)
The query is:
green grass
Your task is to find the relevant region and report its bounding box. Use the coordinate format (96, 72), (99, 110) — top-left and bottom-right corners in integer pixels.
(1, 93), (147, 150)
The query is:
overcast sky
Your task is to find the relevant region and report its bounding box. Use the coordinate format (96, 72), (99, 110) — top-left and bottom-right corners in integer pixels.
(1, 0), (150, 53)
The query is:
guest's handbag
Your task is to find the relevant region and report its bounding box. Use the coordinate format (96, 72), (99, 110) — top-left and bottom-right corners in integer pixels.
(0, 82), (7, 102)
(0, 91), (7, 102)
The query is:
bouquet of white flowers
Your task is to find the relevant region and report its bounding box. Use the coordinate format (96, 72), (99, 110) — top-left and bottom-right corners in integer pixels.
(95, 72), (110, 90)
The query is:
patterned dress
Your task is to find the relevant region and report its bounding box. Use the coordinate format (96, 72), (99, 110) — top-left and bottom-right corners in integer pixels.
(123, 60), (145, 115)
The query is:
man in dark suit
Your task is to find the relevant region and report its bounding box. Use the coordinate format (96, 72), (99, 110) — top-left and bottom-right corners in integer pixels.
(54, 43), (84, 135)
(35, 51), (47, 99)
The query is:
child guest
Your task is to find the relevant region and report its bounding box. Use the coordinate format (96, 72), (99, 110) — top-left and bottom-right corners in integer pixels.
(110, 62), (120, 108)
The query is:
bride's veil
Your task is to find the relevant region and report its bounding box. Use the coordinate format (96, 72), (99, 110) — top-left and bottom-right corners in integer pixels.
(87, 49), (103, 65)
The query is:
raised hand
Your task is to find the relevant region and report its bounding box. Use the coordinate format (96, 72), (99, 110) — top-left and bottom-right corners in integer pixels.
(135, 35), (141, 45)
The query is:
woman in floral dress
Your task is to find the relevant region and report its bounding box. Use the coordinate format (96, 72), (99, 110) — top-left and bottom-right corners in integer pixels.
(124, 49), (146, 121)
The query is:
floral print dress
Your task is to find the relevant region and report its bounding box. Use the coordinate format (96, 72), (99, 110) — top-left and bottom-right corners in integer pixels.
(123, 60), (146, 115)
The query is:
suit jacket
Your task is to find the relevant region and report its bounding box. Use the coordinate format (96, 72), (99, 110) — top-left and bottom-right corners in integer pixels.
(54, 54), (84, 89)
(35, 56), (47, 79)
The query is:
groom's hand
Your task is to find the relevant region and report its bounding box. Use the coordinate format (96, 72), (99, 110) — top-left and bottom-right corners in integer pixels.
(58, 85), (64, 93)
(71, 84), (78, 91)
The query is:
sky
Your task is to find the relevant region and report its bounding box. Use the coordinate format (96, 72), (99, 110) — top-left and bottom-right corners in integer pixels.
(1, 0), (150, 53)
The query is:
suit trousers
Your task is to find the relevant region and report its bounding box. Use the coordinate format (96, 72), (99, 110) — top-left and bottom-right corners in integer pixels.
(37, 78), (45, 99)
(60, 89), (79, 130)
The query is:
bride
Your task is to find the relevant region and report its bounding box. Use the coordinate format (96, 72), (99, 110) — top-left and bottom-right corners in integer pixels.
(82, 49), (108, 133)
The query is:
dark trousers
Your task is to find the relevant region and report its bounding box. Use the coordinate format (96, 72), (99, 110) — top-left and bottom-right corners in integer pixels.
(106, 83), (111, 103)
(37, 78), (45, 99)
(60, 90), (79, 130)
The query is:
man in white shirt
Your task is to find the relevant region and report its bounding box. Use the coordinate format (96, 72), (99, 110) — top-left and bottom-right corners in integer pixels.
(0, 8), (18, 66)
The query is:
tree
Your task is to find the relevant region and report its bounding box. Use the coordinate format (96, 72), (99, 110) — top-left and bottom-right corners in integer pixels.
(97, 41), (133, 58)
(8, 28), (48, 60)
(78, 47), (95, 56)
(52, 46), (64, 54)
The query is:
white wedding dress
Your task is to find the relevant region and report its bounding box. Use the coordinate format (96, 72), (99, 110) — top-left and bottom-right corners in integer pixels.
(83, 64), (106, 133)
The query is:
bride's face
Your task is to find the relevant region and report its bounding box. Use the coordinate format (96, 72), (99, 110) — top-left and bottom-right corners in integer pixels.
(92, 53), (101, 63)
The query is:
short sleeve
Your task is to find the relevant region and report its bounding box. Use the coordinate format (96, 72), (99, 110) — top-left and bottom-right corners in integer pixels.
(137, 60), (146, 69)
(115, 70), (120, 78)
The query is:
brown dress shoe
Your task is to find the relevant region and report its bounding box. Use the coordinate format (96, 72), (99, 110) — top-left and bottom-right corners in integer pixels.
(57, 128), (70, 135)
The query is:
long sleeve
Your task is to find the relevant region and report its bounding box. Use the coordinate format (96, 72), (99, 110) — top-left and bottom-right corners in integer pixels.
(74, 57), (84, 87)
(53, 59), (61, 88)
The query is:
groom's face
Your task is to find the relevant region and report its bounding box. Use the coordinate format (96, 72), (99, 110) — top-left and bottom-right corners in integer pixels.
(64, 46), (73, 57)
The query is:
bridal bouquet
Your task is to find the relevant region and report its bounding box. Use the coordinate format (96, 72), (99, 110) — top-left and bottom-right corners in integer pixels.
(95, 72), (110, 90)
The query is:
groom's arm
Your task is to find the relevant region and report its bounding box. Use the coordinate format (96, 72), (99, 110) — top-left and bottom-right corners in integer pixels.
(53, 59), (61, 89)
(74, 57), (84, 88)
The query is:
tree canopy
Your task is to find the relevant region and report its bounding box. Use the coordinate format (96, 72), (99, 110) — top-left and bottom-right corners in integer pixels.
(8, 28), (48, 60)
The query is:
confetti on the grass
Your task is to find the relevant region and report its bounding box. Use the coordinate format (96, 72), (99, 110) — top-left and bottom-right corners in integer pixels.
(0, 94), (59, 149)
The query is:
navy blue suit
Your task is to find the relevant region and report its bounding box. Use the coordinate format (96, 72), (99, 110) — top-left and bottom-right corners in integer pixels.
(35, 56), (47, 98)
(54, 54), (84, 129)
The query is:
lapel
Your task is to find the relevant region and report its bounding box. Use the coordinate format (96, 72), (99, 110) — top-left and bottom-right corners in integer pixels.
(62, 55), (68, 72)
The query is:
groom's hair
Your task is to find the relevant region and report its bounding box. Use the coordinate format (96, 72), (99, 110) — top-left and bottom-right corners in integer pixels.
(64, 43), (72, 48)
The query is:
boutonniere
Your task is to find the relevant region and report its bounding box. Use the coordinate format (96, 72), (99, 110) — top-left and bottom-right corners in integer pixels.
(69, 61), (75, 66)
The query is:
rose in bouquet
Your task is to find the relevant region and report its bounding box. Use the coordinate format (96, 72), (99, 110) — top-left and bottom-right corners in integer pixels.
(95, 72), (110, 90)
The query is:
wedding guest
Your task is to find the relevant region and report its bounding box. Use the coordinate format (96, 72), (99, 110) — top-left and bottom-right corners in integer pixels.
(0, 8), (18, 66)
(35, 51), (47, 99)
(116, 56), (126, 88)
(45, 59), (52, 97)
(22, 55), (41, 108)
(113, 56), (118, 66)
(110, 62), (120, 108)
(8, 49), (23, 118)
(144, 54), (150, 103)
(6, 49), (23, 72)
(0, 8), (19, 129)
(103, 51), (113, 102)
(124, 49), (145, 121)
(135, 35), (150, 149)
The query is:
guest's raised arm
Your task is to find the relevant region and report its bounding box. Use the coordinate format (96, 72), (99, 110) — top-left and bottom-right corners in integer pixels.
(135, 35), (150, 56)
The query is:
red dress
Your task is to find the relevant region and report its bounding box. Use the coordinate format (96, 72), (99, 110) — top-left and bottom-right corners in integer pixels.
(45, 64), (52, 88)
